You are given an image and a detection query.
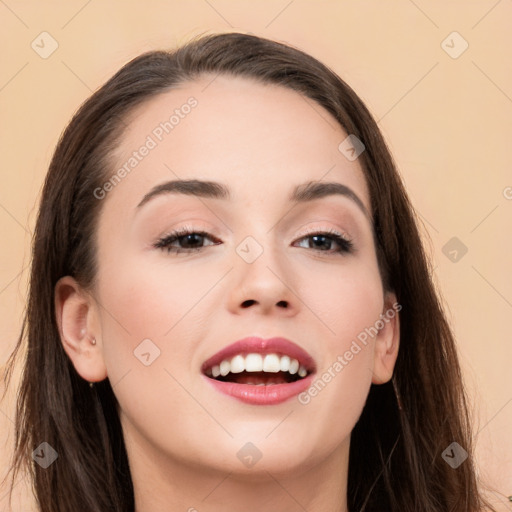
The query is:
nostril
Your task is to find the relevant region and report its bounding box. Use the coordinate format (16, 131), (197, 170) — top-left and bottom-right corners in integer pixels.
(240, 300), (288, 308)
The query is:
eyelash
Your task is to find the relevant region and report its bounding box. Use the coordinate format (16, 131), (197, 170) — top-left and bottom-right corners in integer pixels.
(153, 226), (354, 256)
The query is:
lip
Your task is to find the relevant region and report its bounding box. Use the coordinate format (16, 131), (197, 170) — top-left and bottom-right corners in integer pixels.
(200, 336), (316, 374)
(202, 372), (315, 405)
(200, 336), (316, 405)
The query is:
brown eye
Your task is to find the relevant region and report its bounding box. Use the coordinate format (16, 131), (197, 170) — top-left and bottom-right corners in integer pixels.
(154, 229), (219, 254)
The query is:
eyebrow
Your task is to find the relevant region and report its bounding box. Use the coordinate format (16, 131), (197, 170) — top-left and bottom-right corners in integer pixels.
(136, 179), (371, 220)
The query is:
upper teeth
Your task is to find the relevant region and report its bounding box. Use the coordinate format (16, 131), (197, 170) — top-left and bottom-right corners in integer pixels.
(208, 353), (308, 379)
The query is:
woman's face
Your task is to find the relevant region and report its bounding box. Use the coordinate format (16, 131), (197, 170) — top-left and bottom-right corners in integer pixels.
(73, 75), (399, 477)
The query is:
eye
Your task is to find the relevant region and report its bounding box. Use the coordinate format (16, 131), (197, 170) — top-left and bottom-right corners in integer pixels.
(294, 228), (354, 255)
(153, 226), (354, 255)
(154, 227), (220, 254)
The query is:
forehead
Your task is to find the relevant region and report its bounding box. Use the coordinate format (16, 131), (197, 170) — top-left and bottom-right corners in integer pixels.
(105, 74), (371, 216)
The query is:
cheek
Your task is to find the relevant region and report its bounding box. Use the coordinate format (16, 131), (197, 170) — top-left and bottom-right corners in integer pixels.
(94, 251), (225, 390)
(294, 262), (383, 440)
(96, 256), (208, 358)
(93, 257), (213, 454)
(302, 254), (384, 353)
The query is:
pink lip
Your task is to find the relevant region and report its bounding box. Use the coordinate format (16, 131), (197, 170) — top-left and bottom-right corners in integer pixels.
(201, 336), (316, 406)
(201, 336), (316, 374)
(202, 373), (315, 405)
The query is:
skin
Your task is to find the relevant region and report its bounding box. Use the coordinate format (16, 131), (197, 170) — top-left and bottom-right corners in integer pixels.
(55, 75), (400, 512)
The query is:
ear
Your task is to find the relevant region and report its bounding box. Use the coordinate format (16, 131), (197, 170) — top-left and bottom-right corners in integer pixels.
(371, 291), (400, 385)
(54, 276), (107, 383)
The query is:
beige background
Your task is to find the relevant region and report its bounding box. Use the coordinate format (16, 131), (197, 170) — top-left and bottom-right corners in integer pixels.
(1, 1), (511, 510)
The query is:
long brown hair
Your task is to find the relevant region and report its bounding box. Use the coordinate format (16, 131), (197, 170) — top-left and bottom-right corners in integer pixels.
(1, 32), (494, 512)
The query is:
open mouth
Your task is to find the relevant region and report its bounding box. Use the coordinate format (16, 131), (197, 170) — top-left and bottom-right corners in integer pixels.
(203, 353), (312, 386)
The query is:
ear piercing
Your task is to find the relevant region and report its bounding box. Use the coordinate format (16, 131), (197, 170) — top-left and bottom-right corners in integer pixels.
(80, 329), (97, 345)
(87, 335), (96, 387)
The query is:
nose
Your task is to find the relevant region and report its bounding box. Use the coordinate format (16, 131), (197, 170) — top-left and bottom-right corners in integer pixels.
(226, 241), (297, 317)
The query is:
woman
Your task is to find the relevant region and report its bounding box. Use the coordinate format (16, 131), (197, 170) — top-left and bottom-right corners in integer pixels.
(1, 32), (494, 511)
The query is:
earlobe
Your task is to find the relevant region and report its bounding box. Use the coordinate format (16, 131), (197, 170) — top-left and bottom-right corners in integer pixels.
(371, 292), (400, 385)
(54, 276), (107, 383)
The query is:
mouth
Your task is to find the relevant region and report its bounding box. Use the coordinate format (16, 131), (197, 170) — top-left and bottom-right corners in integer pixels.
(201, 337), (316, 404)
(204, 353), (310, 385)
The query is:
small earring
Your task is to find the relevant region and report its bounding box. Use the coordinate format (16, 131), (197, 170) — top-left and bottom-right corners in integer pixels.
(89, 382), (94, 388)
(90, 337), (96, 345)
